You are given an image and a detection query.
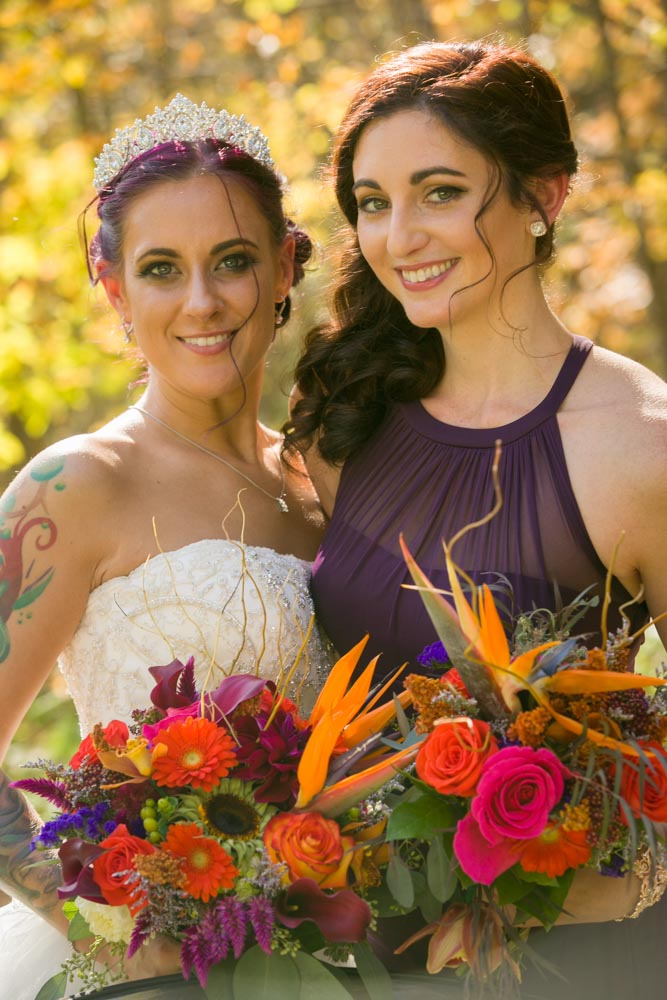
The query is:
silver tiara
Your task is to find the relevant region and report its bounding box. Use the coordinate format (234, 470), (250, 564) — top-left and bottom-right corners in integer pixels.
(93, 93), (274, 191)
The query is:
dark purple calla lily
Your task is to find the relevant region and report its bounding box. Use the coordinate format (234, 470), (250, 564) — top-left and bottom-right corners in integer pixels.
(148, 657), (198, 710)
(276, 877), (371, 943)
(57, 838), (106, 903)
(204, 674), (268, 721)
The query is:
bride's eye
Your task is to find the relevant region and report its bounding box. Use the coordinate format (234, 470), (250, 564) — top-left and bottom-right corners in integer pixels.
(140, 261), (177, 278)
(217, 252), (256, 273)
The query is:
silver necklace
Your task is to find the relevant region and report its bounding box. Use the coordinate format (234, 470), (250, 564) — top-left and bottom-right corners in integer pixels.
(132, 405), (289, 513)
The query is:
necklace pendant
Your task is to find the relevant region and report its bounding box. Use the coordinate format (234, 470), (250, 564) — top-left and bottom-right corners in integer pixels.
(277, 496), (289, 513)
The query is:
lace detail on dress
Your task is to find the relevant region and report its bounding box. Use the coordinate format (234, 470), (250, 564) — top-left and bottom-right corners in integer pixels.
(58, 539), (334, 733)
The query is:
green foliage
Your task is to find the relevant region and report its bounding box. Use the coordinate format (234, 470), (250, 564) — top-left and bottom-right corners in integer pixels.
(2, 0), (666, 761)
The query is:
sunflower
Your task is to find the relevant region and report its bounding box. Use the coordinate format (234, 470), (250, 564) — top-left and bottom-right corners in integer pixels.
(199, 777), (277, 873)
(163, 822), (238, 901)
(151, 717), (237, 792)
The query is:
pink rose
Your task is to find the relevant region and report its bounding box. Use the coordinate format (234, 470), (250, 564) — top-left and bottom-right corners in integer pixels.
(453, 746), (570, 885)
(472, 746), (569, 843)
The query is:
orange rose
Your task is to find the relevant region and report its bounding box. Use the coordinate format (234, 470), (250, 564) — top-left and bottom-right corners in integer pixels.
(70, 720), (129, 769)
(619, 744), (667, 824)
(263, 812), (355, 889)
(416, 717), (498, 797)
(93, 823), (157, 915)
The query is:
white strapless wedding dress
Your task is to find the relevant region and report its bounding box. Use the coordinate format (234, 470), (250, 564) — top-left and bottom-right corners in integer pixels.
(1, 540), (334, 1000)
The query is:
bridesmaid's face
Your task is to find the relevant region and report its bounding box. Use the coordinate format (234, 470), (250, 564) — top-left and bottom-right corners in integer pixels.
(351, 109), (536, 332)
(101, 173), (294, 405)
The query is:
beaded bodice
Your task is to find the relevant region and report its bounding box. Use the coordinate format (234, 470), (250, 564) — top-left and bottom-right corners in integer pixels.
(58, 539), (333, 733)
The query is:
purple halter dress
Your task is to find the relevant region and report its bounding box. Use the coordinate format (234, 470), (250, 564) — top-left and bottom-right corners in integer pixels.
(312, 335), (648, 676)
(311, 335), (664, 1000)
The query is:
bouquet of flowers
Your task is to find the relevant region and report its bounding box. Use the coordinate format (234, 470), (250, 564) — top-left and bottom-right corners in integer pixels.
(375, 526), (667, 993)
(14, 641), (417, 1000)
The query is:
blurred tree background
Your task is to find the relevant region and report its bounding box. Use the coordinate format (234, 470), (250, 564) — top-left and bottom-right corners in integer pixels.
(1, 0), (666, 781)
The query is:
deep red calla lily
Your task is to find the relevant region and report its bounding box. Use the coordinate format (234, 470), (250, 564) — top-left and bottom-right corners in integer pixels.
(275, 877), (371, 942)
(57, 838), (106, 903)
(149, 658), (198, 710)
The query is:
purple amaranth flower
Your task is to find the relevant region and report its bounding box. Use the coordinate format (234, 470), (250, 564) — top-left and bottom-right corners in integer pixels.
(182, 905), (233, 988)
(217, 897), (249, 959)
(10, 776), (71, 811)
(417, 641), (449, 670)
(247, 896), (275, 954)
(234, 708), (310, 806)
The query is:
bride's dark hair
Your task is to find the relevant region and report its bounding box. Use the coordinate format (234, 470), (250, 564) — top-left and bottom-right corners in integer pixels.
(285, 40), (578, 464)
(83, 138), (312, 325)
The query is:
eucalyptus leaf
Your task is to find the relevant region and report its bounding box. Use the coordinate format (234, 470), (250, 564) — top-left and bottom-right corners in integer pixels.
(413, 871), (443, 924)
(386, 854), (415, 909)
(67, 911), (92, 942)
(205, 956), (237, 999)
(232, 945), (301, 1000)
(294, 952), (356, 999)
(426, 835), (458, 903)
(34, 971), (67, 1000)
(351, 942), (395, 1000)
(232, 945), (300, 999)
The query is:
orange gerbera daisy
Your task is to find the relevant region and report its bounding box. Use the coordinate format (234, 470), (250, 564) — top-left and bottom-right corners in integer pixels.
(163, 822), (239, 901)
(151, 716), (237, 792)
(518, 822), (591, 879)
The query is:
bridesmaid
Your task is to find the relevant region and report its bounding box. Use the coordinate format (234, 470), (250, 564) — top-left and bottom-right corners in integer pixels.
(286, 40), (667, 998)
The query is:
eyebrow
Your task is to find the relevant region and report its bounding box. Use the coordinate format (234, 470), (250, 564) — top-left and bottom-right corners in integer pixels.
(352, 166), (467, 192)
(136, 238), (259, 263)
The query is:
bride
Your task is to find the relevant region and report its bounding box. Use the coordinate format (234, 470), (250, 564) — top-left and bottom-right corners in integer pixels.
(0, 96), (333, 999)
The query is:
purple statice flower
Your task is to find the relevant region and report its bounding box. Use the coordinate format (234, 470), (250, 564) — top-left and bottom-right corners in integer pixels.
(417, 640), (449, 670)
(217, 897), (248, 959)
(247, 896), (275, 954)
(32, 803), (112, 850)
(599, 852), (626, 878)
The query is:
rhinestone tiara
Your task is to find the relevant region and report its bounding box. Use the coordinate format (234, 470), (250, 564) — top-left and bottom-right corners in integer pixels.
(93, 93), (274, 191)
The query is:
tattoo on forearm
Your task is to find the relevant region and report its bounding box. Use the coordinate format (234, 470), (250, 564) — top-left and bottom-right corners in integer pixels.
(0, 458), (64, 663)
(0, 770), (62, 922)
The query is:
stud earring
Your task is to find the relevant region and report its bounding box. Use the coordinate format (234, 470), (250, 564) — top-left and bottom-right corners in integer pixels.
(121, 319), (134, 344)
(274, 299), (287, 329)
(529, 219), (548, 238)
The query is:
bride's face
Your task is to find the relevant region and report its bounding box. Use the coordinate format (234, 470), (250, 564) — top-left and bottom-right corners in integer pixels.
(102, 173), (294, 404)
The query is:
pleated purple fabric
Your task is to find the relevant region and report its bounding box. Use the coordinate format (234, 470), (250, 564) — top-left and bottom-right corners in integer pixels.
(312, 335), (648, 677)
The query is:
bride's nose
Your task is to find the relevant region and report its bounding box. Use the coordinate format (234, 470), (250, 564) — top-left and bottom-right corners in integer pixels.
(386, 205), (429, 260)
(184, 271), (221, 318)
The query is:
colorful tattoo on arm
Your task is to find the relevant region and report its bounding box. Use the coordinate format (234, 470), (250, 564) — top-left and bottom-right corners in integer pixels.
(0, 458), (64, 663)
(0, 770), (62, 921)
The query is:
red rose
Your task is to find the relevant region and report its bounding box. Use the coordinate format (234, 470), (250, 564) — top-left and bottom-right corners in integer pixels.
(92, 823), (157, 914)
(416, 717), (498, 797)
(70, 720), (129, 769)
(619, 744), (667, 824)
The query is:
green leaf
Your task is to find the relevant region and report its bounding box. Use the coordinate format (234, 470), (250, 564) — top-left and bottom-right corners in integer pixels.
(412, 870), (443, 924)
(351, 942), (394, 1000)
(35, 971), (67, 1000)
(232, 945), (300, 999)
(205, 956), (237, 999)
(67, 911), (92, 942)
(293, 952), (356, 999)
(385, 793), (457, 841)
(0, 621), (10, 664)
(386, 854), (415, 909)
(426, 835), (458, 903)
(62, 899), (78, 921)
(13, 567), (54, 610)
